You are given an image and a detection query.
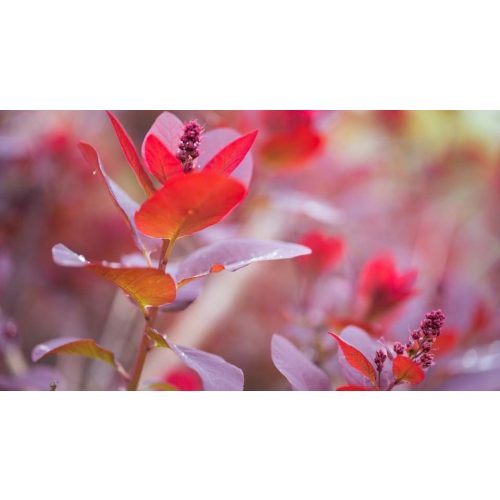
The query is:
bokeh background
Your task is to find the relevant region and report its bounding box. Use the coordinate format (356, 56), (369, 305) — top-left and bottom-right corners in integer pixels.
(1, 110), (499, 390)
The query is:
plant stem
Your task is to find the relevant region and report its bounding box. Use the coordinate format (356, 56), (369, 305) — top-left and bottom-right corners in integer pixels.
(126, 236), (177, 391)
(386, 379), (400, 391)
(126, 331), (149, 390)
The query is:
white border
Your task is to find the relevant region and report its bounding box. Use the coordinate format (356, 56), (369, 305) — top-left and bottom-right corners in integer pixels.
(1, 2), (500, 498)
(1, 1), (500, 109)
(2, 392), (499, 499)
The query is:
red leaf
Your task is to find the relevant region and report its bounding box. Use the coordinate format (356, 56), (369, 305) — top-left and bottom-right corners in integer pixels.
(329, 333), (377, 386)
(203, 130), (258, 176)
(197, 129), (254, 187)
(359, 254), (418, 318)
(298, 231), (344, 273)
(432, 328), (458, 356)
(135, 170), (246, 239)
(392, 355), (425, 384)
(336, 385), (373, 391)
(143, 133), (183, 184)
(259, 127), (323, 170)
(106, 111), (155, 195)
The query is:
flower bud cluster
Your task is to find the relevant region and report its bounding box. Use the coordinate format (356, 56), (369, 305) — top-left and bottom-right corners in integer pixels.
(393, 310), (445, 369)
(177, 120), (203, 173)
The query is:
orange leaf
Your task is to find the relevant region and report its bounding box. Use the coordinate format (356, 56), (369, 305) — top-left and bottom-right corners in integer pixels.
(32, 337), (128, 379)
(106, 111), (155, 195)
(52, 244), (176, 312)
(89, 265), (176, 312)
(392, 355), (425, 384)
(135, 170), (246, 239)
(203, 130), (258, 176)
(329, 333), (377, 386)
(143, 133), (183, 183)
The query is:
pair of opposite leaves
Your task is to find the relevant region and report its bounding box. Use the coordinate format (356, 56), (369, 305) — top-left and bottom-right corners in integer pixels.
(95, 110), (259, 241)
(32, 329), (245, 391)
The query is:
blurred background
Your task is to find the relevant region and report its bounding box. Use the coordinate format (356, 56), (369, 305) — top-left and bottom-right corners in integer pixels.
(0, 110), (499, 390)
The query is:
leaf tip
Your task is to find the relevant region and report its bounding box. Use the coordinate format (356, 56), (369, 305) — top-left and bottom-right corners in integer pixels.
(31, 343), (49, 363)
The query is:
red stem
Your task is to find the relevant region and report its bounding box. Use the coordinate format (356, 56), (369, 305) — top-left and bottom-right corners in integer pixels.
(126, 236), (177, 391)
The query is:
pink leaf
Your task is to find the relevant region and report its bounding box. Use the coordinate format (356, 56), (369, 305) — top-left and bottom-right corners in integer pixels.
(142, 111), (184, 166)
(175, 239), (311, 285)
(167, 338), (244, 391)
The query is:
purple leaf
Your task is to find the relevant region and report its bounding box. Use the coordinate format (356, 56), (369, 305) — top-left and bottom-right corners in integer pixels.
(79, 142), (159, 256)
(175, 239), (311, 285)
(52, 243), (88, 267)
(159, 279), (202, 312)
(0, 251), (13, 292)
(142, 111), (184, 163)
(271, 335), (331, 391)
(271, 189), (342, 225)
(0, 312), (18, 352)
(438, 368), (500, 391)
(167, 339), (244, 391)
(0, 366), (62, 391)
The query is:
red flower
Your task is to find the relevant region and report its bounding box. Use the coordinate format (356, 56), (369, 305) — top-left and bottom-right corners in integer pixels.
(298, 230), (344, 273)
(359, 254), (417, 320)
(257, 110), (324, 170)
(165, 368), (202, 391)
